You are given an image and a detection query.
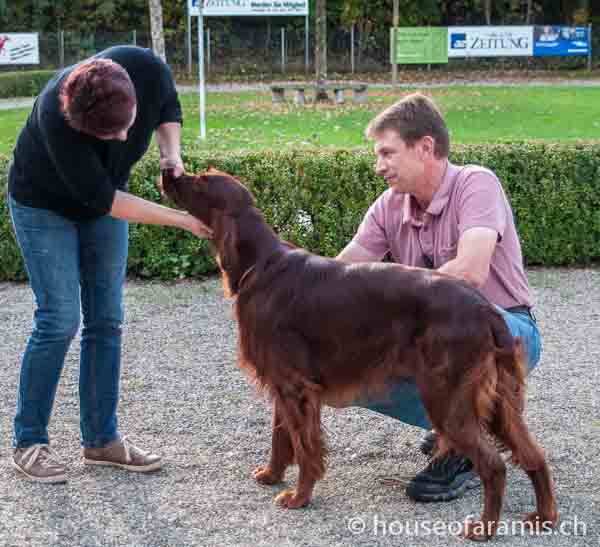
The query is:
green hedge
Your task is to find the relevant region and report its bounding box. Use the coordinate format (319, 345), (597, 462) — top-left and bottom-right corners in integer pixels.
(2, 143), (600, 282)
(0, 70), (57, 99)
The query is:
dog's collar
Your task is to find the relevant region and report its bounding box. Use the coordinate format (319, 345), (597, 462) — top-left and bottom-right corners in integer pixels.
(238, 264), (257, 292)
(236, 245), (287, 295)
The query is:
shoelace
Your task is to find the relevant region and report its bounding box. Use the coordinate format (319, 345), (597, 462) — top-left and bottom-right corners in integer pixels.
(21, 444), (63, 471)
(120, 436), (148, 463)
(425, 453), (471, 476)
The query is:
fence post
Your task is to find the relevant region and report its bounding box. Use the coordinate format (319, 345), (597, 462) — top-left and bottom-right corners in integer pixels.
(281, 27), (286, 73)
(305, 15), (309, 74)
(59, 30), (65, 68)
(351, 24), (355, 74)
(132, 29), (137, 46)
(187, 13), (192, 76)
(207, 27), (211, 73)
(392, 0), (399, 86)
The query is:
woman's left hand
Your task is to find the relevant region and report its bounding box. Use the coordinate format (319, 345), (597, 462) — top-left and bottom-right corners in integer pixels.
(160, 157), (184, 177)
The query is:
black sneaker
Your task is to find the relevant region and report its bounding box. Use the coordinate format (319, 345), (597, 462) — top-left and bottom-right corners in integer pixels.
(406, 453), (480, 502)
(419, 430), (438, 456)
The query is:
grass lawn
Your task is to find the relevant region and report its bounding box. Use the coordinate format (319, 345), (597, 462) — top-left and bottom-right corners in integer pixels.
(1, 86), (598, 156)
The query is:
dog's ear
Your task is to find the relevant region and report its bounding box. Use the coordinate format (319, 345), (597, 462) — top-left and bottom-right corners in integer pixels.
(160, 167), (179, 198)
(216, 214), (241, 297)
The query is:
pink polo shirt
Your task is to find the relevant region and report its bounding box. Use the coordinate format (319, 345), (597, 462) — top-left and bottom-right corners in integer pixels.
(353, 161), (532, 309)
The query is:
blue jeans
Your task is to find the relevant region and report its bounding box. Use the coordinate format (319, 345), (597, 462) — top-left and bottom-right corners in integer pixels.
(9, 195), (128, 448)
(358, 306), (542, 429)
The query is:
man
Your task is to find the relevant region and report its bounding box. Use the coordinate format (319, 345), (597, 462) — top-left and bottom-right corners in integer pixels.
(8, 46), (211, 483)
(338, 93), (541, 502)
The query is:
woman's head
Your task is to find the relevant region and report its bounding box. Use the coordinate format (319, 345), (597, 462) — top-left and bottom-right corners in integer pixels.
(59, 59), (137, 140)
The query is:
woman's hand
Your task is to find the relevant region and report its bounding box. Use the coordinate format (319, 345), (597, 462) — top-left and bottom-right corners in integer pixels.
(159, 157), (184, 177)
(185, 213), (213, 239)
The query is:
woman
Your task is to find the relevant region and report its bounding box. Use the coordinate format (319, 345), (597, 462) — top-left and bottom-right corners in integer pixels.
(8, 45), (210, 483)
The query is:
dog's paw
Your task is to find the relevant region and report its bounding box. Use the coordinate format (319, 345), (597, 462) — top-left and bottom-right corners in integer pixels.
(460, 520), (494, 542)
(521, 511), (558, 534)
(274, 488), (311, 509)
(252, 465), (283, 485)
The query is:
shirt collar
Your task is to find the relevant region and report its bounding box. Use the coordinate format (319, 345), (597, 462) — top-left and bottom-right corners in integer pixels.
(402, 160), (459, 226)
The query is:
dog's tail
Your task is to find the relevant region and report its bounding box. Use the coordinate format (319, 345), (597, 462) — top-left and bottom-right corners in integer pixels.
(489, 309), (541, 467)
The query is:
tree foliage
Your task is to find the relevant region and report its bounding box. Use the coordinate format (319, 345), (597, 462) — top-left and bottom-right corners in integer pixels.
(0, 0), (593, 36)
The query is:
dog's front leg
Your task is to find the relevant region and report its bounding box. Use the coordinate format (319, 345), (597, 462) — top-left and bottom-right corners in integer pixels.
(253, 398), (293, 485)
(272, 388), (326, 509)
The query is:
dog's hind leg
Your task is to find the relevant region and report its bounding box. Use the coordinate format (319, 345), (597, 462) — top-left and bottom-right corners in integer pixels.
(490, 405), (558, 532)
(491, 344), (558, 532)
(422, 359), (506, 541)
(253, 398), (294, 485)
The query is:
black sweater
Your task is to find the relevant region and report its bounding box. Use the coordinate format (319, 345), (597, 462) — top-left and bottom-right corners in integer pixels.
(8, 46), (182, 220)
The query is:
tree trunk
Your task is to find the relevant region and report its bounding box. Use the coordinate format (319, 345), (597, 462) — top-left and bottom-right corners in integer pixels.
(149, 0), (166, 63)
(265, 18), (272, 56)
(525, 0), (533, 23)
(315, 0), (329, 101)
(484, 0), (492, 25)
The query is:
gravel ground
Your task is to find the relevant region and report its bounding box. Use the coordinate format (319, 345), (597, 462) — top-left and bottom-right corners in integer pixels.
(0, 268), (599, 547)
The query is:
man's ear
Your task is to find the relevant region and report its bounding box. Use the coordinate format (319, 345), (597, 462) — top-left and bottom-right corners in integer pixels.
(419, 136), (435, 159)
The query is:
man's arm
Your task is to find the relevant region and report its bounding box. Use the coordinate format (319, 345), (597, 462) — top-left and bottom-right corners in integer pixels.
(337, 240), (384, 263)
(437, 227), (498, 288)
(156, 122), (184, 176)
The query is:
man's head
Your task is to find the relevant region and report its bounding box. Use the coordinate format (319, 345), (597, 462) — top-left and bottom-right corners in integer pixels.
(59, 59), (137, 141)
(366, 93), (449, 195)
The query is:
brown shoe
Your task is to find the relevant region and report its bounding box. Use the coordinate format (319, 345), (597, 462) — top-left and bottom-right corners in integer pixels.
(12, 444), (68, 483)
(83, 436), (162, 472)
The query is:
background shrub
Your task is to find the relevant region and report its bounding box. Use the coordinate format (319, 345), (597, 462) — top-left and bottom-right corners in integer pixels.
(0, 70), (57, 99)
(2, 143), (599, 281)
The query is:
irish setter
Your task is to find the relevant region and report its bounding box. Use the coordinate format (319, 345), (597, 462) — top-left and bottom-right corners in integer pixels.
(161, 168), (557, 541)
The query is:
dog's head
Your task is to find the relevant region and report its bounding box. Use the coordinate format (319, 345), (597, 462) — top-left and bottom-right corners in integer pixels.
(161, 168), (256, 296)
(161, 167), (254, 229)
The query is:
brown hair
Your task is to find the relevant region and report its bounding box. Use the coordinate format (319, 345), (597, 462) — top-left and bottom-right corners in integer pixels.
(59, 59), (136, 137)
(366, 93), (450, 158)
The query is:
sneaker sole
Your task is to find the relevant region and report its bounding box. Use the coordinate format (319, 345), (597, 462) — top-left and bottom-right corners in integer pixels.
(407, 474), (481, 503)
(83, 459), (162, 472)
(11, 461), (68, 484)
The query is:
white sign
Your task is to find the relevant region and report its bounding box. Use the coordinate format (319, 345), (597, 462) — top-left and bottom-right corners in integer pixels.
(188, 0), (308, 17)
(0, 33), (40, 65)
(448, 26), (533, 57)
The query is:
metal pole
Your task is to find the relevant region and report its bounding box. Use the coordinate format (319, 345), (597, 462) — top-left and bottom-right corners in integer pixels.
(198, 10), (206, 140)
(207, 27), (211, 73)
(588, 23), (592, 72)
(351, 24), (355, 74)
(59, 30), (64, 68)
(392, 0), (399, 86)
(281, 27), (285, 73)
(305, 15), (309, 74)
(187, 12), (192, 75)
(132, 29), (137, 46)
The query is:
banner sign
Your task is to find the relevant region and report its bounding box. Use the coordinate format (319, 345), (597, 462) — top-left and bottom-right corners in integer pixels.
(533, 26), (590, 56)
(391, 27), (448, 64)
(188, 0), (308, 16)
(0, 33), (39, 65)
(448, 26), (533, 57)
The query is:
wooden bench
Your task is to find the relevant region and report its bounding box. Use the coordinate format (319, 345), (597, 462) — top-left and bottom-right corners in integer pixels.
(270, 83), (368, 105)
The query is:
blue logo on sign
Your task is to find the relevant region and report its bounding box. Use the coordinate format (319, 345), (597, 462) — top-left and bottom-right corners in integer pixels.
(451, 33), (467, 49)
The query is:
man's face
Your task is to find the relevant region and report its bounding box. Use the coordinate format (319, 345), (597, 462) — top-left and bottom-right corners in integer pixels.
(95, 103), (137, 142)
(373, 129), (427, 194)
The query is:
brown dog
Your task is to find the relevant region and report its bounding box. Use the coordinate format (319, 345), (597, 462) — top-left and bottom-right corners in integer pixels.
(161, 168), (557, 541)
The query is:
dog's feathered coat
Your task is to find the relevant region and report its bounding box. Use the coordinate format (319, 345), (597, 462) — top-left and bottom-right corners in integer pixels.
(162, 169), (557, 541)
